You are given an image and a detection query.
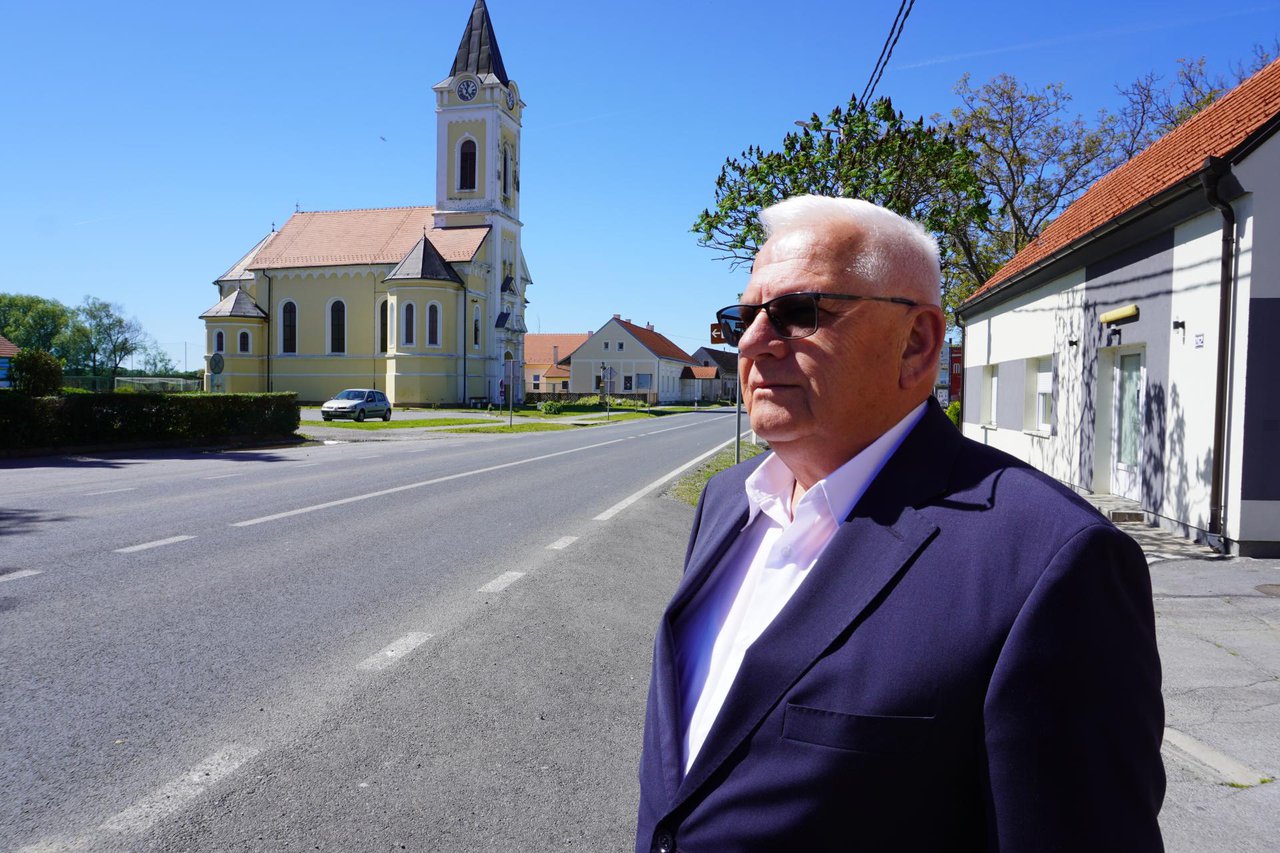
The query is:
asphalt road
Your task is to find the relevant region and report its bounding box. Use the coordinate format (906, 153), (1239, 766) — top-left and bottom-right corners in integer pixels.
(0, 412), (739, 852)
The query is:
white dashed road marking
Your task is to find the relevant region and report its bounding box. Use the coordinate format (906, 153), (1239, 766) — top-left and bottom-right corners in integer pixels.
(479, 571), (525, 593)
(113, 535), (196, 554)
(1, 569), (43, 583)
(1162, 726), (1269, 786)
(201, 473), (247, 480)
(357, 632), (434, 671)
(356, 454), (382, 460)
(594, 433), (748, 521)
(547, 536), (578, 550)
(83, 488), (136, 496)
(98, 744), (259, 835)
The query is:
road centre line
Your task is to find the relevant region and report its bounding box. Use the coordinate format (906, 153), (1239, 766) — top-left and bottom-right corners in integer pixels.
(230, 435), (636, 527)
(83, 487), (137, 496)
(1161, 726), (1269, 786)
(97, 744), (260, 836)
(1, 569), (43, 583)
(479, 571), (525, 593)
(357, 632), (433, 671)
(356, 454), (382, 459)
(594, 432), (751, 522)
(291, 462), (320, 468)
(201, 472), (247, 480)
(113, 535), (196, 554)
(547, 536), (578, 550)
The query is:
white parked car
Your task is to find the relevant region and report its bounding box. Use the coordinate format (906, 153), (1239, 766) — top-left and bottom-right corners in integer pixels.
(321, 389), (392, 422)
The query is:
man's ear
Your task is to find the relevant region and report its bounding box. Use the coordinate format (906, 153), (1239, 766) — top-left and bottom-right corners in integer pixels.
(899, 307), (946, 390)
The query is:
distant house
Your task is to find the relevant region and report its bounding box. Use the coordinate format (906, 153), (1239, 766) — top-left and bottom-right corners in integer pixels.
(957, 58), (1280, 557)
(523, 333), (587, 396)
(0, 334), (17, 389)
(564, 315), (698, 403)
(690, 347), (739, 401)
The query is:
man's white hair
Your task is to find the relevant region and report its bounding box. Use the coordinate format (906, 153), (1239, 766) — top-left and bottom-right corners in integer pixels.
(758, 195), (941, 306)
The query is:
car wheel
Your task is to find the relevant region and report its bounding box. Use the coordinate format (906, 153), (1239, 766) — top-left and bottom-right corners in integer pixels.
(382, 407), (392, 421)
(355, 409), (366, 422)
(322, 415), (331, 421)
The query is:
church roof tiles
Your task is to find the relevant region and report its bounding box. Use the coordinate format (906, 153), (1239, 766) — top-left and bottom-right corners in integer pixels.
(200, 289), (268, 320)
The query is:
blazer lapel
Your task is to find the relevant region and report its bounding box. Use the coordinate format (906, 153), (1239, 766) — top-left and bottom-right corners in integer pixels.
(672, 400), (961, 807)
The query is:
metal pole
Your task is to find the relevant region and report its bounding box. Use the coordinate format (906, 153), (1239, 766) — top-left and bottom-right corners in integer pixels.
(508, 360), (514, 426)
(735, 364), (742, 464)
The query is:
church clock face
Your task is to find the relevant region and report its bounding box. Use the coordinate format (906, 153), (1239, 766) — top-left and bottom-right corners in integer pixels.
(456, 79), (478, 101)
(505, 88), (516, 110)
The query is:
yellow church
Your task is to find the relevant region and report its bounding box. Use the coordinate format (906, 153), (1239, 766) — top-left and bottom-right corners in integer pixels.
(200, 0), (530, 406)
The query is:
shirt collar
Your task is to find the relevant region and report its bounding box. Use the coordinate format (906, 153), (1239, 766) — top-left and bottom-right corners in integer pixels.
(743, 401), (928, 527)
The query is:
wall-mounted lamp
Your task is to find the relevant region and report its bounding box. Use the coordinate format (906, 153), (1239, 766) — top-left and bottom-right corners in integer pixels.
(1067, 339), (1079, 348)
(1099, 304), (1140, 326)
(1172, 320), (1186, 331)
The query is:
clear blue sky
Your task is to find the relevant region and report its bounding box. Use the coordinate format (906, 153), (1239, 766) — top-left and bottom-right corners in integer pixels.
(2, 0), (1277, 369)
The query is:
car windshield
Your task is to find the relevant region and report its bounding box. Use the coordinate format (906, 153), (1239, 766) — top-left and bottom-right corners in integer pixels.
(334, 390), (365, 400)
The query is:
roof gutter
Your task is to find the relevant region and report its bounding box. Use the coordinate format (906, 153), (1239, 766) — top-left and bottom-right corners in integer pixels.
(1200, 156), (1239, 554)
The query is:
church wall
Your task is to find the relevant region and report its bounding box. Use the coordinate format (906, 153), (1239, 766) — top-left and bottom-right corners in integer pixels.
(446, 119), (488, 202)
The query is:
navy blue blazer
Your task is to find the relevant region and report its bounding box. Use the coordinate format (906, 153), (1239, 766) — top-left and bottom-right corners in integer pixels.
(637, 400), (1164, 852)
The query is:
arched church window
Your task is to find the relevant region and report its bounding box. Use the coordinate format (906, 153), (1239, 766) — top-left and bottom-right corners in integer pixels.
(214, 330), (224, 353)
(379, 300), (389, 354)
(282, 301), (297, 354)
(473, 305), (481, 347)
(502, 146), (510, 198)
(403, 303), (415, 346)
(330, 301), (346, 354)
(238, 331), (250, 353)
(460, 140), (477, 191)
(428, 303), (440, 346)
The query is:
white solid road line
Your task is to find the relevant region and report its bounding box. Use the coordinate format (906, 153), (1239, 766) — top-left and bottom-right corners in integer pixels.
(356, 454), (382, 459)
(98, 744), (260, 835)
(231, 435), (633, 527)
(593, 433), (749, 522)
(479, 571), (525, 593)
(83, 487), (137, 496)
(1, 569), (43, 583)
(201, 472), (247, 480)
(357, 632), (434, 671)
(112, 535), (196, 554)
(547, 536), (578, 550)
(1162, 726), (1270, 786)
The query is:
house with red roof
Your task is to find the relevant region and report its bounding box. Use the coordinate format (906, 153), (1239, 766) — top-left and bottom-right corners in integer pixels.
(957, 58), (1280, 557)
(0, 333), (18, 389)
(523, 333), (588, 397)
(199, 0), (531, 406)
(563, 316), (700, 403)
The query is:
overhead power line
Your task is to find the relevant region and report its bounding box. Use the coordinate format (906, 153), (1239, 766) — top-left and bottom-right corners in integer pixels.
(859, 0), (917, 107)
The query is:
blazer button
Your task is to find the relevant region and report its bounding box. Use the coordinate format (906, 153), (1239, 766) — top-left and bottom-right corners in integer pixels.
(652, 831), (675, 853)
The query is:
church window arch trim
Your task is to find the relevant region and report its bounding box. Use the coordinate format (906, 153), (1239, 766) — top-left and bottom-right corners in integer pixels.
(377, 297), (390, 355)
(327, 298), (347, 355)
(237, 329), (252, 354)
(427, 301), (442, 348)
(402, 301), (416, 347)
(457, 136), (479, 193)
(214, 330), (225, 353)
(280, 300), (298, 355)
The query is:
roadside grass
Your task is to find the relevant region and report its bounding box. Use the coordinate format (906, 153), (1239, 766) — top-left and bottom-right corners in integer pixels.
(304, 417), (498, 429)
(441, 422), (583, 434)
(669, 441), (766, 506)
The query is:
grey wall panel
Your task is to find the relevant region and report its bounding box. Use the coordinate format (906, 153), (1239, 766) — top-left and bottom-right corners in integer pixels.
(1242, 297), (1280, 500)
(963, 366), (984, 423)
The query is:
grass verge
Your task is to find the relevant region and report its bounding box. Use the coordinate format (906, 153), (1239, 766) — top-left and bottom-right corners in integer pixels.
(305, 417), (498, 429)
(669, 441), (766, 506)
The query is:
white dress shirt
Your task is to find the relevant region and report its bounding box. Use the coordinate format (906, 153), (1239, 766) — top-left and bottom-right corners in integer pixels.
(674, 402), (927, 774)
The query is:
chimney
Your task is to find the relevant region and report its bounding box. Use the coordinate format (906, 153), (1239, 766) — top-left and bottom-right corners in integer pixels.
(625, 318), (632, 324)
(613, 313), (621, 320)
(646, 322), (654, 331)
(552, 345), (559, 362)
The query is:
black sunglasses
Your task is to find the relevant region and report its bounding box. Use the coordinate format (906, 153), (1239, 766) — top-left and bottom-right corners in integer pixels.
(715, 292), (918, 347)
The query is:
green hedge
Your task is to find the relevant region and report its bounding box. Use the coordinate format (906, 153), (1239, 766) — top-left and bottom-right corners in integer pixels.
(0, 392), (300, 450)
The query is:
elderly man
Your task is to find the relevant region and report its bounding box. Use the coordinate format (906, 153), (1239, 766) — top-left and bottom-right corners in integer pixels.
(636, 196), (1164, 852)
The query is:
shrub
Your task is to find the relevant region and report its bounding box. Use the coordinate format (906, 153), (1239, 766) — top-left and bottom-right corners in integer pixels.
(946, 400), (962, 428)
(11, 349), (63, 397)
(538, 399), (564, 415)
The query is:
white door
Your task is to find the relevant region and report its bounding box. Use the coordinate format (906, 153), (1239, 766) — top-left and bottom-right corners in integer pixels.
(1111, 350), (1144, 501)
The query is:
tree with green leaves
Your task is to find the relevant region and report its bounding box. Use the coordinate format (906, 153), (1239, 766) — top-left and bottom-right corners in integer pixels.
(693, 95), (989, 324)
(11, 348), (63, 396)
(76, 296), (146, 379)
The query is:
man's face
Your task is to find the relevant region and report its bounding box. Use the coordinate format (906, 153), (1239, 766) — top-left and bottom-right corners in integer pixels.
(739, 225), (914, 479)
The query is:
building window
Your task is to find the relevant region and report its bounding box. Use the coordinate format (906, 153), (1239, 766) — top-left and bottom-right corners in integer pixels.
(402, 303), (415, 346)
(636, 373), (652, 390)
(460, 139), (477, 191)
(561, 380), (568, 391)
(472, 305), (480, 347)
(281, 301), (297, 354)
(214, 330), (224, 353)
(330, 300), (346, 354)
(428, 303), (440, 347)
(502, 146), (510, 198)
(1035, 357), (1053, 432)
(617, 341), (624, 352)
(238, 331), (250, 353)
(379, 300), (389, 354)
(623, 375), (634, 391)
(603, 341), (610, 350)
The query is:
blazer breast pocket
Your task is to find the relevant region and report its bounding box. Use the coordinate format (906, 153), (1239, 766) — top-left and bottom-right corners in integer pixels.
(782, 703), (935, 754)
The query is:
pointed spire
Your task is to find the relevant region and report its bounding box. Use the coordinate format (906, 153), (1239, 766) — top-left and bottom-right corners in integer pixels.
(386, 234), (465, 284)
(450, 0), (509, 85)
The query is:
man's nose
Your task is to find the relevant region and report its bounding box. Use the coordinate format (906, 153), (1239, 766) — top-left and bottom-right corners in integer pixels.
(737, 307), (784, 356)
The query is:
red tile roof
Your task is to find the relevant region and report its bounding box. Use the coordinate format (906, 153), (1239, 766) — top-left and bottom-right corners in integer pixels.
(245, 207), (489, 270)
(0, 334), (18, 358)
(682, 365), (720, 380)
(524, 333), (589, 365)
(971, 57), (1280, 301)
(615, 318), (697, 364)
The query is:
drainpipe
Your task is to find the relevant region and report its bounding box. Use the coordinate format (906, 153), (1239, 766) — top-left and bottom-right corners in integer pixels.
(262, 270), (273, 392)
(1200, 156), (1237, 554)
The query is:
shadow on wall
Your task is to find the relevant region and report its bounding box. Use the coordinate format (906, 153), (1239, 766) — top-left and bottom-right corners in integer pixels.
(1076, 302), (1100, 492)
